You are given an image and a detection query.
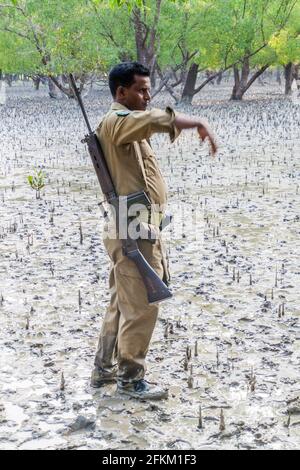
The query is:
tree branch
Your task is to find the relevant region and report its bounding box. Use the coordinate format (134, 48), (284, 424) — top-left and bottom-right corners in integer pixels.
(193, 66), (232, 95)
(1, 26), (31, 41)
(242, 0), (247, 19)
(244, 63), (270, 92)
(89, 0), (121, 49)
(193, 42), (268, 96)
(155, 63), (179, 102)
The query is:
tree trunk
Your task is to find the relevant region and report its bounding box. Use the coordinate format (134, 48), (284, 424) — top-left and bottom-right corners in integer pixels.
(231, 59), (270, 100)
(5, 74), (13, 87)
(231, 67), (242, 100)
(294, 64), (300, 93)
(0, 71), (5, 106)
(32, 76), (41, 90)
(231, 57), (250, 100)
(284, 63), (294, 95)
(132, 1), (161, 87)
(48, 78), (58, 99)
(180, 63), (199, 104)
(134, 8), (147, 64)
(217, 72), (223, 85)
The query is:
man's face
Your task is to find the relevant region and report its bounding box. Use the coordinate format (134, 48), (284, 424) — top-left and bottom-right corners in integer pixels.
(117, 75), (151, 111)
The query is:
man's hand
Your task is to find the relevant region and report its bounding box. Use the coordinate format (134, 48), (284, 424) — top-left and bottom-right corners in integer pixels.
(174, 113), (218, 156)
(197, 121), (218, 156)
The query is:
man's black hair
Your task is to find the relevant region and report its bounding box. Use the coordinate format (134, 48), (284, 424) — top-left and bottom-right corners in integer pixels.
(109, 62), (150, 98)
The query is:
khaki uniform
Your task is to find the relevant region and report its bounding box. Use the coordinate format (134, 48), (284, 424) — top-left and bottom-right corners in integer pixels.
(94, 103), (180, 382)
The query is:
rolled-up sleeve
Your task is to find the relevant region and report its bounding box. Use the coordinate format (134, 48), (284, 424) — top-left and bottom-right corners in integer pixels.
(110, 107), (181, 145)
(165, 106), (181, 143)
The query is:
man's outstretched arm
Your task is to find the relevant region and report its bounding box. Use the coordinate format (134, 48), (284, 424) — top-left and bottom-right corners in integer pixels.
(107, 106), (217, 155)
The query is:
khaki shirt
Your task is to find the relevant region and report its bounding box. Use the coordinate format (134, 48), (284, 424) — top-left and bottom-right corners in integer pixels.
(96, 103), (180, 209)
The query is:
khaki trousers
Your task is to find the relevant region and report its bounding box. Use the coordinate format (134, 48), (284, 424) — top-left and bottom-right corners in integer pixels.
(94, 236), (168, 382)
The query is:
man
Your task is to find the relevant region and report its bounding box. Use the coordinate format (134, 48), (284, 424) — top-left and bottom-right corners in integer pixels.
(91, 62), (217, 400)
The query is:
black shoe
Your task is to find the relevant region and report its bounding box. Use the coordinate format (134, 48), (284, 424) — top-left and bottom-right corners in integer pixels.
(90, 366), (117, 388)
(117, 379), (168, 400)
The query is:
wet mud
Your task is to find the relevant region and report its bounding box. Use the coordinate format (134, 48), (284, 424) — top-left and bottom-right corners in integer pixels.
(0, 80), (299, 449)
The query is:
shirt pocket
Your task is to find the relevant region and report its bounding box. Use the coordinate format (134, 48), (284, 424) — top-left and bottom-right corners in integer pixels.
(117, 258), (143, 279)
(139, 141), (161, 178)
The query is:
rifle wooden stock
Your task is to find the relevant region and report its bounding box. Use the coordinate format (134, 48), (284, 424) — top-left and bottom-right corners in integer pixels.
(122, 239), (172, 304)
(69, 74), (172, 304)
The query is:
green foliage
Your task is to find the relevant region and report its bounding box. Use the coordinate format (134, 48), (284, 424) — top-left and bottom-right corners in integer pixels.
(180, 0), (298, 70)
(269, 2), (300, 64)
(27, 169), (46, 199)
(0, 0), (135, 74)
(0, 0), (298, 77)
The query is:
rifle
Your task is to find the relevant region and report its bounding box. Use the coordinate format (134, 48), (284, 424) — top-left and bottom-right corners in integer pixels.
(69, 74), (172, 304)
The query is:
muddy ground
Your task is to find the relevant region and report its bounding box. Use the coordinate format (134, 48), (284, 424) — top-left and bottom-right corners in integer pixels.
(0, 78), (299, 450)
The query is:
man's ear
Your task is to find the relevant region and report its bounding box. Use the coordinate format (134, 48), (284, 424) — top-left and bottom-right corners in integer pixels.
(117, 86), (127, 99)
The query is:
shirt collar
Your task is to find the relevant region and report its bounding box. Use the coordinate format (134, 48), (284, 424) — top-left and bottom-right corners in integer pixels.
(110, 102), (130, 111)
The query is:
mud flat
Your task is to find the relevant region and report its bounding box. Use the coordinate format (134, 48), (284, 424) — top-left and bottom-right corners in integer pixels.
(0, 81), (299, 450)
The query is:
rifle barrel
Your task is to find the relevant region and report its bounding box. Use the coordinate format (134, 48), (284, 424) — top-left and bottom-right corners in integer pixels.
(69, 74), (93, 135)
